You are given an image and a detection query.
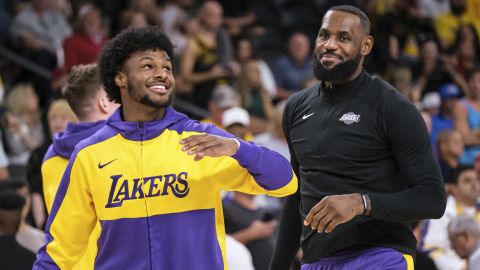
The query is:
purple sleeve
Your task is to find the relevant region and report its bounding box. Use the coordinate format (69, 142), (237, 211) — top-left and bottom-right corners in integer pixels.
(231, 139), (293, 190)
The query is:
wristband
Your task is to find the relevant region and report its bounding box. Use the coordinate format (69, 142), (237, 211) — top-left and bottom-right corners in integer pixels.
(361, 194), (368, 215)
(230, 138), (240, 156)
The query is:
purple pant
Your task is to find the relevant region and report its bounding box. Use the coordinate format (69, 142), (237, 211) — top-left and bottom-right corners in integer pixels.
(301, 247), (414, 270)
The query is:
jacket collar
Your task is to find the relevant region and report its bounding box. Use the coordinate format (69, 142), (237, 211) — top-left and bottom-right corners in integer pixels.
(53, 121), (106, 158)
(106, 107), (189, 141)
(319, 69), (367, 102)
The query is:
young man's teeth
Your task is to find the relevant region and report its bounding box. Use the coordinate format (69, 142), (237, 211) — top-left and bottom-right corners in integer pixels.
(151, 85), (166, 90)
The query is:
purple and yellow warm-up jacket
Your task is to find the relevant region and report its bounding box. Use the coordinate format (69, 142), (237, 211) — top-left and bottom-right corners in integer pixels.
(34, 107), (297, 270)
(41, 121), (106, 270)
(42, 121), (106, 213)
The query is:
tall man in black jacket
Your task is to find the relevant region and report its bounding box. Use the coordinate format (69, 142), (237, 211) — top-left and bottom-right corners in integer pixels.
(269, 5), (446, 270)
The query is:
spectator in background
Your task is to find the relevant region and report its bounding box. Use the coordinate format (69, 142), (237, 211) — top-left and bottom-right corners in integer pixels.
(437, 129), (464, 184)
(179, 0), (238, 109)
(220, 106), (279, 270)
(371, 34), (413, 98)
(203, 84), (240, 126)
(124, 0), (162, 26)
(253, 100), (289, 215)
(422, 92), (442, 117)
(410, 33), (458, 97)
(453, 68), (480, 166)
(27, 99), (77, 229)
(120, 10), (148, 29)
(0, 130), (10, 181)
(419, 92), (440, 135)
(222, 106), (251, 140)
(203, 84), (254, 142)
(448, 214), (480, 270)
(223, 189), (278, 270)
(0, 180), (44, 253)
(418, 0), (451, 19)
(220, 107), (256, 270)
(273, 32), (313, 100)
(375, 0), (434, 59)
(444, 24), (480, 85)
(434, 0), (480, 50)
(3, 83), (44, 182)
(9, 0), (72, 106)
(159, 0), (196, 55)
(423, 165), (480, 270)
(0, 191), (36, 270)
(51, 3), (108, 92)
(431, 83), (462, 152)
(62, 4), (108, 74)
(238, 59), (274, 134)
(218, 0), (255, 37)
(235, 36), (277, 99)
(225, 234), (255, 270)
(412, 220), (438, 270)
(254, 100), (289, 160)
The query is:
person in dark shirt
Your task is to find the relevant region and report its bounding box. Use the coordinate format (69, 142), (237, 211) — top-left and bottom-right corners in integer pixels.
(269, 5), (447, 270)
(0, 191), (36, 270)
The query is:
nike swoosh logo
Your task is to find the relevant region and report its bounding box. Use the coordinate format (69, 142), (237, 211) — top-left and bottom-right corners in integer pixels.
(98, 159), (117, 169)
(302, 113), (315, 120)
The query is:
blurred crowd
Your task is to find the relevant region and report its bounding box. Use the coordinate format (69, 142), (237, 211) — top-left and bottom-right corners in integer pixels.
(0, 0), (480, 269)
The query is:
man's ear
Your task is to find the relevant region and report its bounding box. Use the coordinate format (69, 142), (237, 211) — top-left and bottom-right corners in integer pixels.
(115, 72), (126, 88)
(98, 95), (109, 114)
(361, 36), (374, 56)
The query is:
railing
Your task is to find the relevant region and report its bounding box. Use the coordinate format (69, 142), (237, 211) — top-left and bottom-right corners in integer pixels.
(0, 46), (52, 79)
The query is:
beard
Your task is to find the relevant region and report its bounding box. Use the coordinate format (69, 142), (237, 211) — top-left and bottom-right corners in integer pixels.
(127, 81), (173, 108)
(313, 51), (362, 82)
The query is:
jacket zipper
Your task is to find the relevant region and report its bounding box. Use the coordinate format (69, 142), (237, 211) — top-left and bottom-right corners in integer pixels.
(139, 122), (153, 270)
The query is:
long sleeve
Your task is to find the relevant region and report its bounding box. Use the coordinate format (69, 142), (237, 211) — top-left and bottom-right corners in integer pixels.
(269, 102), (302, 270)
(230, 139), (297, 193)
(269, 191), (302, 270)
(203, 125), (297, 196)
(369, 102), (447, 222)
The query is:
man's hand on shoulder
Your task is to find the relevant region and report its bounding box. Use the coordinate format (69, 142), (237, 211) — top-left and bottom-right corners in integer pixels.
(180, 134), (239, 161)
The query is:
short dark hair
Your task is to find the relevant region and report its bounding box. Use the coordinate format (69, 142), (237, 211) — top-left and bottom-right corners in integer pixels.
(327, 5), (371, 35)
(63, 64), (101, 120)
(0, 191), (25, 210)
(446, 165), (475, 184)
(98, 26), (175, 104)
(0, 180), (28, 192)
(466, 68), (480, 82)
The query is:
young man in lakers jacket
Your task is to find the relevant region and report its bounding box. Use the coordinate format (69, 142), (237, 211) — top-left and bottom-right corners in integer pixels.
(41, 64), (118, 269)
(33, 26), (297, 270)
(42, 64), (118, 213)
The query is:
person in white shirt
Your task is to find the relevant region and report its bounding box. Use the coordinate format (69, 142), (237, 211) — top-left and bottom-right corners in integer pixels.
(423, 165), (480, 270)
(448, 214), (480, 270)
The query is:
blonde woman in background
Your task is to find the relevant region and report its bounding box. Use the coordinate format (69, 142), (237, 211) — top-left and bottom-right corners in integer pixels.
(238, 59), (274, 134)
(27, 99), (77, 229)
(3, 83), (44, 181)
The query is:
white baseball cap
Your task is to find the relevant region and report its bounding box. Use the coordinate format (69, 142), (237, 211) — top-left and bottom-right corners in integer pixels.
(421, 92), (441, 110)
(221, 107), (250, 128)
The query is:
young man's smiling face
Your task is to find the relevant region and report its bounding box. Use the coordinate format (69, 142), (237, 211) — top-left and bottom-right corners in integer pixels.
(116, 49), (175, 111)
